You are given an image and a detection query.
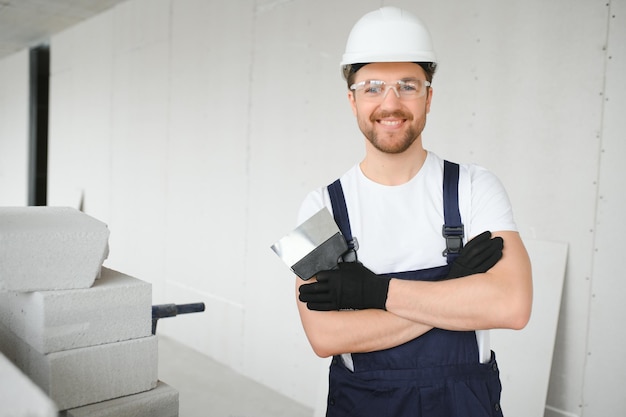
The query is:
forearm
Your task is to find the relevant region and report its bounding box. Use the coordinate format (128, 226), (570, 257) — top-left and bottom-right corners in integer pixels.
(296, 283), (432, 357)
(386, 231), (532, 331)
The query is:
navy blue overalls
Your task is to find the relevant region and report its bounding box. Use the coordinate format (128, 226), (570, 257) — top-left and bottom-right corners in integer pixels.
(324, 161), (504, 417)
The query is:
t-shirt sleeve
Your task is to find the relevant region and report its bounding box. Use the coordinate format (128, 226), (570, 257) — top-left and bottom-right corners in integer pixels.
(297, 187), (329, 226)
(468, 165), (518, 236)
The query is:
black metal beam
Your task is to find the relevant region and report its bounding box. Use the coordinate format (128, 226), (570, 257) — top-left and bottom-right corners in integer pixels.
(28, 45), (49, 206)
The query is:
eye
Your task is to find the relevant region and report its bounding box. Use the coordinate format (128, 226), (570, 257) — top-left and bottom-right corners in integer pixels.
(398, 81), (418, 92)
(364, 81), (385, 95)
(365, 86), (383, 94)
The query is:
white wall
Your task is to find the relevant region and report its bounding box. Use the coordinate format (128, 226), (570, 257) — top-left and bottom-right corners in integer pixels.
(0, 49), (29, 206)
(1, 0), (624, 415)
(582, 0), (626, 415)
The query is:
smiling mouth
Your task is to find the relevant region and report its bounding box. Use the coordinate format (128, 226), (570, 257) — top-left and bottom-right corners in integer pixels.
(372, 110), (411, 126)
(377, 119), (405, 127)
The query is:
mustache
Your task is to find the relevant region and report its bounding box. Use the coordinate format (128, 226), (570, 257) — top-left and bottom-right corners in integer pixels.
(370, 110), (413, 122)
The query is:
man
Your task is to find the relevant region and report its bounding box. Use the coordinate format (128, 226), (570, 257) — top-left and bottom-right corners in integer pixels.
(295, 6), (532, 417)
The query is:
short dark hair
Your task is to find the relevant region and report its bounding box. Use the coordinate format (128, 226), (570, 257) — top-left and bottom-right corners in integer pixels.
(344, 62), (437, 89)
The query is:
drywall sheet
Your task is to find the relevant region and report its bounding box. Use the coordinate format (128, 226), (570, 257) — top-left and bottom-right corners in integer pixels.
(491, 239), (568, 417)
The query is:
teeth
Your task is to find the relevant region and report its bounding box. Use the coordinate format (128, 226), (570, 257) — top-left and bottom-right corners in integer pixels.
(379, 120), (403, 126)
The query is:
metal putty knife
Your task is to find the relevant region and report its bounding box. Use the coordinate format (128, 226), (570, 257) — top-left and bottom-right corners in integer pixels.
(271, 208), (349, 280)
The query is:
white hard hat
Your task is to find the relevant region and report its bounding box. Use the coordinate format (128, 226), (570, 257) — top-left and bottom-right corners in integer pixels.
(340, 6), (437, 79)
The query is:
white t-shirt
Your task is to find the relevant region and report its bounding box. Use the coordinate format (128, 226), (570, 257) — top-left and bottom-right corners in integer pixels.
(297, 151), (517, 364)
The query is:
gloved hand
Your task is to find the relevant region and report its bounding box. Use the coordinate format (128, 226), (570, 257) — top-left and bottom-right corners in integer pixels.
(298, 262), (390, 311)
(446, 231), (504, 279)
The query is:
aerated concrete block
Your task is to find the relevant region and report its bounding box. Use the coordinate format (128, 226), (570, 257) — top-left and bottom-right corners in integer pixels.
(0, 207), (110, 292)
(0, 324), (158, 411)
(0, 352), (58, 417)
(0, 267), (151, 354)
(60, 381), (178, 417)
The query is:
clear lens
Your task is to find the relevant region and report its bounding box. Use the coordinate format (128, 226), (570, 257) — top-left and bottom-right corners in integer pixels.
(350, 79), (430, 100)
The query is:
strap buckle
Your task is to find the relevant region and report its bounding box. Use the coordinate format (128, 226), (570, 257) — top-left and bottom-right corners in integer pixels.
(442, 225), (464, 257)
(341, 237), (359, 263)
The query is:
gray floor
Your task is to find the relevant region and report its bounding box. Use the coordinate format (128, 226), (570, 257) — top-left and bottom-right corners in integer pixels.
(158, 336), (314, 417)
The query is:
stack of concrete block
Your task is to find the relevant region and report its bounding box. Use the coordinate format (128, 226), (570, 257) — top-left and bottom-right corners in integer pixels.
(0, 207), (179, 416)
(0, 207), (109, 292)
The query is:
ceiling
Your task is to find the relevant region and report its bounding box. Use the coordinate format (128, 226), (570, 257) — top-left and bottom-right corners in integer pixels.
(0, 0), (129, 60)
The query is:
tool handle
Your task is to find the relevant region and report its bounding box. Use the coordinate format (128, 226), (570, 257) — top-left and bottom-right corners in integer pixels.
(151, 302), (206, 334)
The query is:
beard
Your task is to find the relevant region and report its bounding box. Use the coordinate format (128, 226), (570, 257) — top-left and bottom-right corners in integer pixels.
(357, 109), (426, 154)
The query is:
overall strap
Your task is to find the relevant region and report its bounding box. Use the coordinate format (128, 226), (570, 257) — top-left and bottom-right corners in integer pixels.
(329, 163), (463, 265)
(442, 160), (464, 264)
(327, 179), (358, 261)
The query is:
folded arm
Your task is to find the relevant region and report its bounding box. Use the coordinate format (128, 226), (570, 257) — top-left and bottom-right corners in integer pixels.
(295, 278), (433, 358)
(296, 230), (532, 357)
(385, 231), (532, 331)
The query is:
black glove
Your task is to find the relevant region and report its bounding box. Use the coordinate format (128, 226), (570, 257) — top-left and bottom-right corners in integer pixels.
(298, 262), (390, 311)
(446, 231), (503, 279)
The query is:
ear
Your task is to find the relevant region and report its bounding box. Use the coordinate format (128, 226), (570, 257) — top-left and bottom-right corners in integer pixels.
(425, 87), (433, 114)
(348, 90), (358, 116)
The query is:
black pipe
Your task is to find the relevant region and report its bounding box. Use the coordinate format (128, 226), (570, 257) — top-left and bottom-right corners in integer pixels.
(151, 302), (206, 334)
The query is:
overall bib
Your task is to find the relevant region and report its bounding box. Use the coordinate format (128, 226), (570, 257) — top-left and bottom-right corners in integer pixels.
(324, 161), (504, 417)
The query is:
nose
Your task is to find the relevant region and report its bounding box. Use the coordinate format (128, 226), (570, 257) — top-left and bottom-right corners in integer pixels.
(379, 85), (402, 108)
(382, 85), (401, 99)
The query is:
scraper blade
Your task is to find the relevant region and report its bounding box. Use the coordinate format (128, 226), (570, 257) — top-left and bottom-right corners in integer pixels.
(271, 208), (348, 280)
